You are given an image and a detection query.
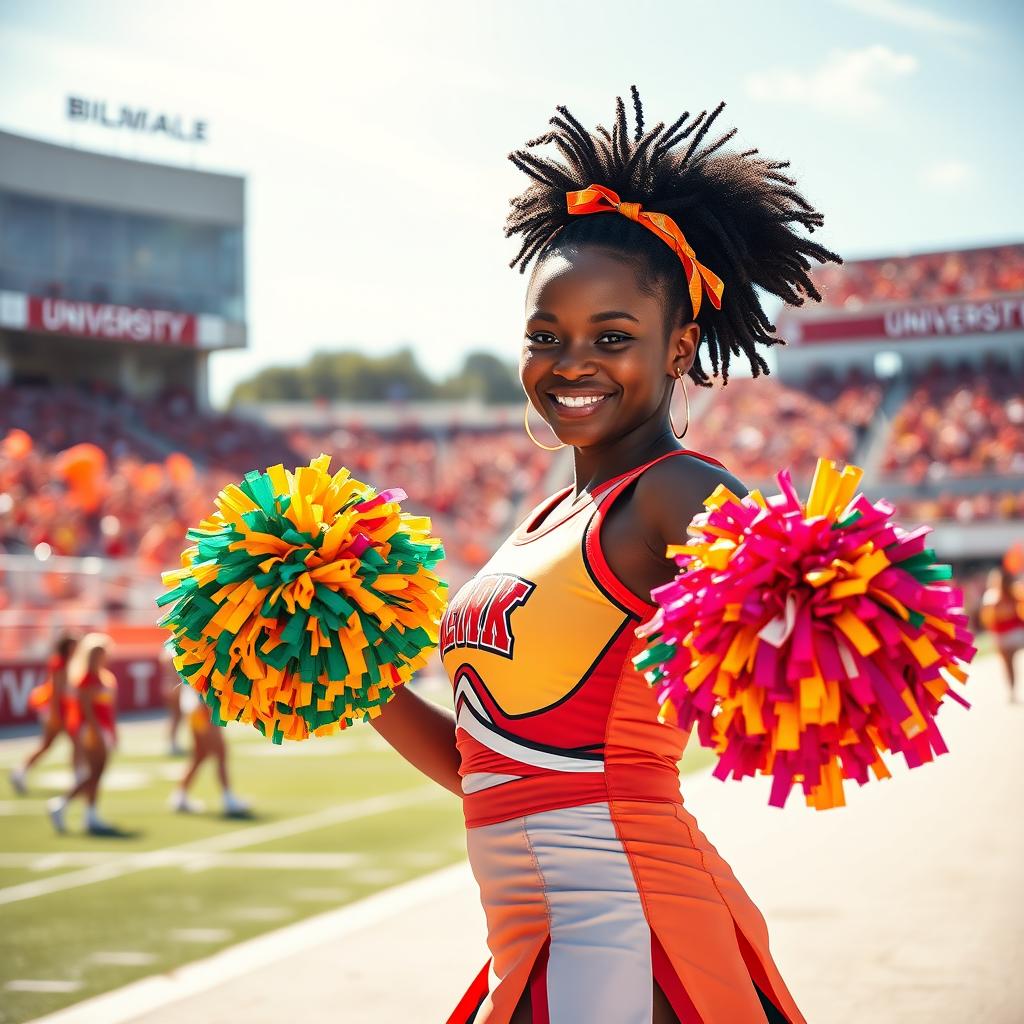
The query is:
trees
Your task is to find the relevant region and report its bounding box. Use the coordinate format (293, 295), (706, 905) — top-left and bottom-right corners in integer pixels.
(437, 352), (524, 403)
(228, 348), (521, 405)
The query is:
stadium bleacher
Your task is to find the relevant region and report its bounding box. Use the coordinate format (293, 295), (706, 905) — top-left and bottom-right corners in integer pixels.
(685, 371), (883, 483)
(2, 351), (1019, 568)
(811, 243), (1024, 309)
(882, 358), (1024, 482)
(4, 232), (1023, 643)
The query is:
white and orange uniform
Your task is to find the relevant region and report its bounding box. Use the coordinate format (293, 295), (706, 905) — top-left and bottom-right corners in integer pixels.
(443, 450), (805, 1024)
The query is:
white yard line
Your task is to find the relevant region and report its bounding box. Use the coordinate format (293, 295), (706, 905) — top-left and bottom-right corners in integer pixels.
(0, 786), (442, 906)
(26, 861), (472, 1024)
(89, 952), (156, 967)
(0, 850), (368, 871)
(8, 981), (82, 994)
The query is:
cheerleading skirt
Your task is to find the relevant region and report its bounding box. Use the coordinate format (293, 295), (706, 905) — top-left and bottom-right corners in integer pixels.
(994, 626), (1024, 652)
(448, 800), (805, 1024)
(28, 684), (73, 730)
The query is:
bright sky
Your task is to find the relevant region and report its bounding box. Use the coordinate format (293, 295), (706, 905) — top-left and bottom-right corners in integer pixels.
(0, 0), (1021, 405)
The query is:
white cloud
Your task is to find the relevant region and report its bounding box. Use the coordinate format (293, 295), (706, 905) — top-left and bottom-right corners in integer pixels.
(745, 45), (918, 117)
(835, 0), (985, 38)
(921, 159), (974, 191)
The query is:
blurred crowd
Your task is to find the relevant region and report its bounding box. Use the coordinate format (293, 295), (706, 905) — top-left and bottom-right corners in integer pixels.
(283, 422), (551, 573)
(883, 359), (1024, 483)
(0, 387), (216, 570)
(811, 244), (1024, 310)
(898, 490), (1024, 526)
(0, 388), (556, 623)
(685, 369), (884, 482)
(135, 389), (302, 475)
(1, 358), (1019, 621)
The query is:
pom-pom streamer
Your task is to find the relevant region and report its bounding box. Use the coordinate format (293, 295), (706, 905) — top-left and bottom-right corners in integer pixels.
(158, 455), (447, 742)
(634, 458), (975, 809)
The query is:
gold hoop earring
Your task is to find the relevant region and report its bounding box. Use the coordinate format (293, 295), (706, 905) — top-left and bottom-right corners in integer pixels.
(671, 369), (690, 440)
(524, 400), (566, 451)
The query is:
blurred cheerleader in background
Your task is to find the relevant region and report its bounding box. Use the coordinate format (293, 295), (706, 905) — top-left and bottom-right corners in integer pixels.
(47, 632), (120, 835)
(980, 565), (1024, 702)
(168, 682), (252, 818)
(10, 634), (81, 795)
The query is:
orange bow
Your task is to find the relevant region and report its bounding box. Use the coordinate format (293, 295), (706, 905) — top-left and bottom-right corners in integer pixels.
(566, 184), (724, 318)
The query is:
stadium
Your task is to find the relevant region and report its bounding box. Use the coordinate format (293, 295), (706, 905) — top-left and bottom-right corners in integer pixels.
(1, 38), (1022, 1024)
(2, 128), (1020, 727)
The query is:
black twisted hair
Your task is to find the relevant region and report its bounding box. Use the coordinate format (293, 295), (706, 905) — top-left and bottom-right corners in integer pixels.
(506, 87), (842, 385)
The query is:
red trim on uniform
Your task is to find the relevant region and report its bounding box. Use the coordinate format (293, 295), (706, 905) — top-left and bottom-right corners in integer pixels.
(463, 773), (609, 828)
(651, 930), (703, 1022)
(585, 449), (726, 619)
(514, 460), (663, 545)
(514, 487), (573, 543)
(529, 938), (551, 1024)
(68, 671), (116, 738)
(733, 924), (795, 1024)
(462, 763), (682, 828)
(992, 617), (1024, 634)
(446, 959), (491, 1024)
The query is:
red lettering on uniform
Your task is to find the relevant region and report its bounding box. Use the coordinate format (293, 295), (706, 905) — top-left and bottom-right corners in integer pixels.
(455, 575), (500, 648)
(439, 596), (459, 654)
(478, 576), (534, 658)
(440, 574), (534, 660)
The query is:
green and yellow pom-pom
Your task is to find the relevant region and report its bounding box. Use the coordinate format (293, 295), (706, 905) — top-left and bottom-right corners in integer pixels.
(157, 454), (447, 742)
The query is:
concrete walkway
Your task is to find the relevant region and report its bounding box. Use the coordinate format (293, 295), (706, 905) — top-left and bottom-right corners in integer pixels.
(34, 655), (1023, 1023)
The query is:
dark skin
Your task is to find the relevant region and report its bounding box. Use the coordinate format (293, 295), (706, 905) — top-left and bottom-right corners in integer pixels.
(522, 247), (746, 604)
(373, 244), (747, 1024)
(512, 247), (747, 1024)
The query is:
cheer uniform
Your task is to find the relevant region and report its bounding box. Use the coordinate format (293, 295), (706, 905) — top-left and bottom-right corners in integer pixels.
(442, 450), (805, 1024)
(27, 655), (74, 730)
(983, 595), (1024, 653)
(67, 669), (117, 749)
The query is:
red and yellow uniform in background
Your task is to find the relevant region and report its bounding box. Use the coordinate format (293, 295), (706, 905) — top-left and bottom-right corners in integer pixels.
(28, 655), (75, 731)
(67, 669), (117, 750)
(981, 587), (1024, 651)
(443, 450), (805, 1024)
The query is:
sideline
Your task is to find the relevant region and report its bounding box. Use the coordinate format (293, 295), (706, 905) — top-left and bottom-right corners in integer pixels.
(26, 861), (474, 1024)
(0, 786), (441, 906)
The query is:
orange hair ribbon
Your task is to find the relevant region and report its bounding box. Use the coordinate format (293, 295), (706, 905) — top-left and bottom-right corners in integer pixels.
(565, 184), (724, 318)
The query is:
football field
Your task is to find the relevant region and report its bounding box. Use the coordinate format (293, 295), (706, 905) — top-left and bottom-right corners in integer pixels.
(0, 690), (714, 1023)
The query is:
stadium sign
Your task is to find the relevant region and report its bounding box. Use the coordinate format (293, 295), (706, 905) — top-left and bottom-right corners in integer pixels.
(66, 96), (208, 143)
(784, 295), (1024, 345)
(0, 291), (239, 349)
(0, 654), (163, 727)
(28, 296), (196, 345)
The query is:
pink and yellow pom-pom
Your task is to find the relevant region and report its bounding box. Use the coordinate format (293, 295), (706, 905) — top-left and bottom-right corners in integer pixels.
(634, 458), (975, 810)
(158, 455), (447, 742)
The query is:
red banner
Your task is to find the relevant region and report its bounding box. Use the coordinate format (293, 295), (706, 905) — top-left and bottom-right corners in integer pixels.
(784, 295), (1024, 345)
(0, 655), (166, 727)
(28, 296), (197, 346)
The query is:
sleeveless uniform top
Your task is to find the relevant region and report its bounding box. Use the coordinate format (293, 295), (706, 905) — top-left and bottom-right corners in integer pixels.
(67, 669), (117, 738)
(440, 449), (724, 828)
(28, 654), (67, 714)
(982, 593), (1024, 634)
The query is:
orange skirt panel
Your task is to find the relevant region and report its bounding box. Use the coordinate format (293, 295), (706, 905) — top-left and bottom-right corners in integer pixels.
(611, 798), (805, 1024)
(451, 798), (804, 1024)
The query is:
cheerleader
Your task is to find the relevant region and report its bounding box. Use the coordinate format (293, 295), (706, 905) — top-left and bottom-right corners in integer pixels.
(168, 683), (252, 817)
(9, 634), (79, 795)
(47, 633), (119, 835)
(980, 565), (1024, 701)
(372, 89), (841, 1023)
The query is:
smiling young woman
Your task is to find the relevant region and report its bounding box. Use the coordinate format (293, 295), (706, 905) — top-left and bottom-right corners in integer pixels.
(372, 88), (840, 1024)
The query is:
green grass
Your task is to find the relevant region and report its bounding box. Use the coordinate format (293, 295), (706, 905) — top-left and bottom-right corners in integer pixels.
(0, 699), (713, 1023)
